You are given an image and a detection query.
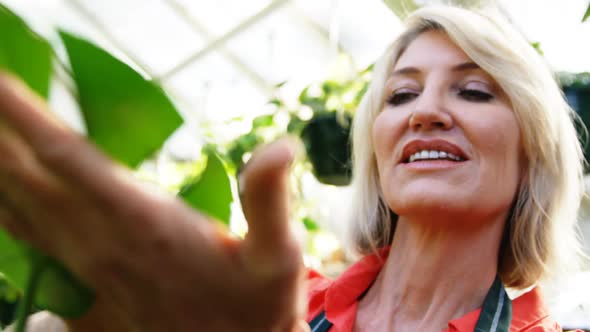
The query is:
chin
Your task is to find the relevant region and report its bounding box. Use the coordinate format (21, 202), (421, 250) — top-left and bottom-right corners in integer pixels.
(387, 185), (486, 222)
(389, 189), (514, 229)
(391, 195), (469, 218)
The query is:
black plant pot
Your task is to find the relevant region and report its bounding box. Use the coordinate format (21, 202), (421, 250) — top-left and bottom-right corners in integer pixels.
(563, 84), (590, 170)
(301, 112), (352, 186)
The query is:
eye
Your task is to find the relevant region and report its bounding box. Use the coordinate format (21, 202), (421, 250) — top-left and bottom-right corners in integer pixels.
(458, 88), (494, 102)
(387, 91), (418, 106)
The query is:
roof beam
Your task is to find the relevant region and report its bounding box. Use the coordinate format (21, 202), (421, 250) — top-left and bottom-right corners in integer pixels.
(161, 0), (275, 94)
(66, 0), (157, 77)
(157, 0), (290, 82)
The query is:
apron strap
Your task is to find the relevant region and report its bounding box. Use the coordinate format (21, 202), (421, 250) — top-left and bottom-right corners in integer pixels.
(308, 310), (333, 332)
(308, 275), (512, 332)
(474, 276), (512, 332)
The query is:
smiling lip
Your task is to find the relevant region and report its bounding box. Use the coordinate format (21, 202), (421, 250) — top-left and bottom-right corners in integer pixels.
(400, 139), (468, 164)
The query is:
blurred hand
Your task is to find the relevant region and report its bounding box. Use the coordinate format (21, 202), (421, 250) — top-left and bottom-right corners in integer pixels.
(0, 72), (308, 332)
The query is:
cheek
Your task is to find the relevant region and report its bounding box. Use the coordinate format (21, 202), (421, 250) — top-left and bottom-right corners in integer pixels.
(467, 112), (522, 189)
(372, 110), (406, 169)
(372, 112), (390, 158)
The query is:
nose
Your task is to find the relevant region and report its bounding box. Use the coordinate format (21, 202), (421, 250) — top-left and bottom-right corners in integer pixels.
(408, 89), (453, 131)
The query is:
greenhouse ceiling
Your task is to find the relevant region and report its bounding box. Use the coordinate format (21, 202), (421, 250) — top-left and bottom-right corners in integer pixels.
(1, 0), (589, 159)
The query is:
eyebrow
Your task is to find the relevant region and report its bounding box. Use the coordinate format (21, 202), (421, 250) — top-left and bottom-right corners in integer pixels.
(391, 61), (481, 76)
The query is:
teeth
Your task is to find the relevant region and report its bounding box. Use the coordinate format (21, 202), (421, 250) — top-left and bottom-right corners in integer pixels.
(407, 150), (464, 162)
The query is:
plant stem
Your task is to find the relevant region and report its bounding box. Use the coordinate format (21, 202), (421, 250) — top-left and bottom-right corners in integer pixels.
(14, 260), (44, 332)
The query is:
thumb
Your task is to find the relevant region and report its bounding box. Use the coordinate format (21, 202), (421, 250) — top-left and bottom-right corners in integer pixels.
(238, 137), (301, 276)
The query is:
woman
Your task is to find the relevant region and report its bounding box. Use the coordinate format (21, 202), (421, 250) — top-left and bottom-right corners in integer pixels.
(307, 5), (585, 331)
(0, 4), (584, 332)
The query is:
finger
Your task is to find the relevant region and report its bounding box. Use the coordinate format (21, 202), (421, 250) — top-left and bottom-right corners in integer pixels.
(0, 76), (176, 260)
(0, 125), (41, 244)
(0, 203), (26, 241)
(292, 319), (312, 332)
(0, 71), (72, 151)
(0, 120), (83, 245)
(0, 72), (149, 212)
(0, 199), (48, 251)
(238, 137), (301, 276)
(0, 119), (68, 208)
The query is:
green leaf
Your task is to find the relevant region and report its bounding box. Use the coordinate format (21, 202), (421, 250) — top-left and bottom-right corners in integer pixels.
(303, 217), (320, 232)
(0, 275), (19, 302)
(60, 31), (183, 168)
(0, 232), (94, 319)
(354, 82), (369, 106)
(0, 4), (52, 98)
(227, 132), (263, 169)
(361, 63), (374, 74)
(299, 86), (326, 113)
(382, 0), (419, 19)
(274, 80), (288, 88)
(584, 3), (590, 22)
(227, 144), (246, 169)
(252, 114), (274, 129)
(530, 42), (543, 55)
(322, 80), (342, 95)
(239, 132), (262, 149)
(287, 116), (306, 135)
(34, 258), (94, 318)
(179, 153), (233, 225)
(268, 98), (283, 107)
(0, 232), (31, 292)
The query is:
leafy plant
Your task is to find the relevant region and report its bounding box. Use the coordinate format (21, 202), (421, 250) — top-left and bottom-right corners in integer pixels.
(226, 114), (275, 171)
(0, 4), (233, 330)
(300, 112), (353, 186)
(0, 5), (93, 330)
(291, 64), (371, 185)
(559, 72), (590, 88)
(227, 63), (372, 185)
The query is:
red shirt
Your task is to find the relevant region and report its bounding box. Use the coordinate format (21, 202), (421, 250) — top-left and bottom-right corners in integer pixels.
(306, 247), (569, 332)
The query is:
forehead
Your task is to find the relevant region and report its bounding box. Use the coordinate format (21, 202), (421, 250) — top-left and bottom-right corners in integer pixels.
(394, 30), (472, 71)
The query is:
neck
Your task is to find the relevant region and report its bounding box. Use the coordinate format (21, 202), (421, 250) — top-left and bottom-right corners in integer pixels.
(356, 214), (505, 331)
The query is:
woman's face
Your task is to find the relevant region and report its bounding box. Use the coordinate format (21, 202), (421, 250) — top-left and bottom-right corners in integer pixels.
(373, 31), (522, 227)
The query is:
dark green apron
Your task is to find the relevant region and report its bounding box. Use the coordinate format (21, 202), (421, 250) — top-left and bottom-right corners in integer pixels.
(308, 275), (511, 332)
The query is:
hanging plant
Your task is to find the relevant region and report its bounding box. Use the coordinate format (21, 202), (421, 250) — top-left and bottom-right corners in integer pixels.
(292, 64), (372, 186)
(300, 111), (353, 186)
(226, 61), (372, 187)
(560, 72), (590, 170)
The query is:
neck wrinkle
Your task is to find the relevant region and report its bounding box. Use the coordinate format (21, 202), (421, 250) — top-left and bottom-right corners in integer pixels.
(356, 214), (505, 331)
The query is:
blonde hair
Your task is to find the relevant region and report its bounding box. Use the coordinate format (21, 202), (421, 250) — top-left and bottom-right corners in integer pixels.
(348, 5), (586, 289)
